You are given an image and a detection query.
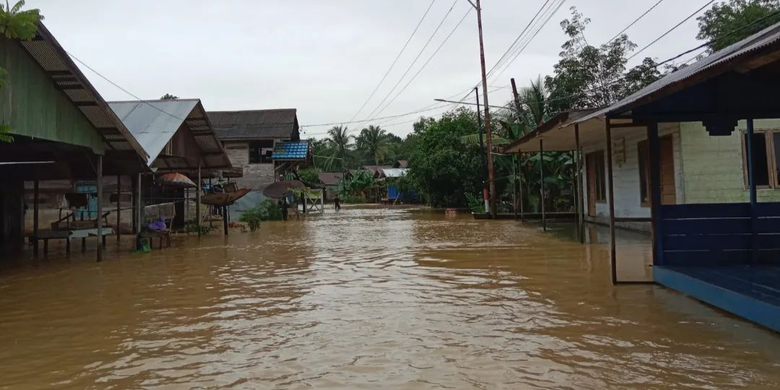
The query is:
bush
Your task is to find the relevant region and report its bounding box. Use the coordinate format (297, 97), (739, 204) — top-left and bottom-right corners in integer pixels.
(298, 168), (321, 185)
(340, 194), (364, 204)
(465, 193), (484, 213)
(240, 199), (284, 231)
(185, 220), (213, 235)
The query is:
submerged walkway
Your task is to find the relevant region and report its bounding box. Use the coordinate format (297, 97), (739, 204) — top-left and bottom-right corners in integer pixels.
(0, 207), (779, 389)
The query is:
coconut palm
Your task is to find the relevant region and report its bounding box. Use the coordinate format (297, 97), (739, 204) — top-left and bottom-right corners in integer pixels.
(357, 125), (390, 165)
(327, 125), (352, 168)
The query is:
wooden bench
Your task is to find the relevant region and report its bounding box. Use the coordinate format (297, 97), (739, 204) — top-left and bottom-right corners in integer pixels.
(139, 230), (171, 250)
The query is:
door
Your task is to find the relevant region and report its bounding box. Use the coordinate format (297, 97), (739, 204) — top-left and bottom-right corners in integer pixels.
(660, 136), (676, 205)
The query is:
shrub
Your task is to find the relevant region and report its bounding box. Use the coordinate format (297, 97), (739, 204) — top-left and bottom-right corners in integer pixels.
(465, 193), (484, 214)
(240, 199), (284, 231)
(185, 220), (213, 235)
(340, 194), (365, 204)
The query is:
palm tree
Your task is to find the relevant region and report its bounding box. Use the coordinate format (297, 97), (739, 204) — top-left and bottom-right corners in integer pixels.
(357, 125), (389, 165)
(327, 125), (352, 169)
(520, 76), (547, 128)
(0, 1), (42, 143)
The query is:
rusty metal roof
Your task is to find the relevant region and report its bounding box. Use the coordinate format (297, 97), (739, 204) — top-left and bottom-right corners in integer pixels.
(577, 21), (780, 123)
(21, 23), (148, 160)
(109, 99), (231, 170)
(502, 109), (600, 153)
(209, 108), (299, 140)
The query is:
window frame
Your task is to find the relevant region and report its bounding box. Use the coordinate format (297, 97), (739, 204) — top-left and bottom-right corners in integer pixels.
(248, 140), (275, 165)
(587, 150), (607, 204)
(741, 129), (778, 190)
(637, 140), (651, 208)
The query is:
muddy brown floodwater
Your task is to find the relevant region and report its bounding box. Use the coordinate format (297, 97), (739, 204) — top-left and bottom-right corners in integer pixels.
(1, 207), (780, 389)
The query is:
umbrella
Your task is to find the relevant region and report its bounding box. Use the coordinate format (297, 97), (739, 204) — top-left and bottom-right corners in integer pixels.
(158, 173), (196, 188)
(262, 180), (306, 198)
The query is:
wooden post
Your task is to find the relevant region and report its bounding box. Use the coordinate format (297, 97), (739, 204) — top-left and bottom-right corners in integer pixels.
(131, 175), (137, 234)
(223, 206), (228, 236)
(475, 87), (488, 214)
(575, 124), (585, 244)
(116, 175), (121, 241)
(33, 177), (39, 258)
(519, 152), (525, 222)
(475, 0), (497, 218)
(539, 139), (546, 231)
(605, 118), (617, 284)
(511, 79), (524, 222)
(96, 155), (103, 262)
(197, 164), (202, 238)
(647, 122), (663, 266)
(136, 173), (142, 234)
(746, 118), (758, 263)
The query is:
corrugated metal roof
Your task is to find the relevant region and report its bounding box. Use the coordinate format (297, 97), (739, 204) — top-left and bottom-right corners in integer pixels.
(381, 168), (408, 178)
(209, 109), (299, 140)
(21, 23), (148, 160)
(502, 109), (599, 154)
(577, 21), (780, 123)
(318, 172), (344, 186)
(108, 99), (231, 169)
(271, 140), (309, 161)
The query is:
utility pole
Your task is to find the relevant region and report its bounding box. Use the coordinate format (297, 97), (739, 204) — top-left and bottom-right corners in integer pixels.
(510, 78), (523, 220)
(475, 87), (489, 213)
(472, 0), (497, 218)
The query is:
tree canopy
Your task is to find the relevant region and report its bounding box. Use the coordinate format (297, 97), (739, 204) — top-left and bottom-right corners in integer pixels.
(697, 0), (780, 52)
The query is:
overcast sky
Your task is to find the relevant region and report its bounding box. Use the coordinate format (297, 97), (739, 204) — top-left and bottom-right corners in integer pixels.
(30, 0), (706, 138)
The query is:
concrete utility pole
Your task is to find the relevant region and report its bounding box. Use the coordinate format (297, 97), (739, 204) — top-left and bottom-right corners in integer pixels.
(471, 0), (497, 218)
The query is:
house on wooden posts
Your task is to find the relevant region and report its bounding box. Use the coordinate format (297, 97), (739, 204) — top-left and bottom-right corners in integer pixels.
(208, 108), (301, 191)
(0, 23), (148, 261)
(318, 172), (345, 201)
(505, 22), (780, 332)
(108, 99), (232, 230)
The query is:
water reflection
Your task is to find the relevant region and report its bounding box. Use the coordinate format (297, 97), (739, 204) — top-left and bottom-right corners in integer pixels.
(0, 207), (778, 389)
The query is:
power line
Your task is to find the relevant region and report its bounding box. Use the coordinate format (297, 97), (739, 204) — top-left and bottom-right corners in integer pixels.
(606, 0), (665, 44)
(67, 51), (187, 122)
(368, 8), (473, 120)
(360, 0), (461, 123)
(348, 0), (438, 123)
(627, 0), (716, 61)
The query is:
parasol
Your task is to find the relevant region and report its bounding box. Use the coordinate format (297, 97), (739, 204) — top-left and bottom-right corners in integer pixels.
(157, 173), (196, 188)
(262, 180), (306, 198)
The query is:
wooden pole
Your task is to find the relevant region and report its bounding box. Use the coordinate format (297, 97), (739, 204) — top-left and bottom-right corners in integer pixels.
(136, 173), (142, 234)
(575, 124), (585, 244)
(513, 154), (518, 220)
(605, 118), (617, 284)
(116, 175), (121, 241)
(519, 152), (525, 222)
(746, 118), (758, 263)
(475, 0), (497, 218)
(131, 175), (137, 234)
(197, 164), (202, 238)
(510, 79), (524, 222)
(475, 87), (488, 213)
(96, 155), (103, 262)
(539, 139), (546, 231)
(647, 122), (663, 266)
(223, 206), (228, 236)
(33, 177), (39, 258)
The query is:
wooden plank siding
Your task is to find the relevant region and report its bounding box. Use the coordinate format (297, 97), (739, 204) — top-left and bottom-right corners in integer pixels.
(0, 36), (104, 154)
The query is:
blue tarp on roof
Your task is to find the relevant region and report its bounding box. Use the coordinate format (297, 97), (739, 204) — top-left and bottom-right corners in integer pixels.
(272, 141), (309, 161)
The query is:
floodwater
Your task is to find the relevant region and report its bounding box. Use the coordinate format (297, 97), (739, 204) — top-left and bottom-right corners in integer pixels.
(1, 207), (779, 389)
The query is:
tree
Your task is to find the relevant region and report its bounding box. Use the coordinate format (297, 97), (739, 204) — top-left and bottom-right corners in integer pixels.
(698, 0), (780, 52)
(160, 93), (178, 100)
(326, 125), (352, 169)
(545, 7), (662, 114)
(356, 125), (390, 165)
(0, 0), (42, 142)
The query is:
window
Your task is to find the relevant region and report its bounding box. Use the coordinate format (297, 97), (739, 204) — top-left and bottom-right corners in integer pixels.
(638, 140), (650, 206)
(249, 140), (274, 164)
(742, 131), (780, 188)
(587, 151), (607, 203)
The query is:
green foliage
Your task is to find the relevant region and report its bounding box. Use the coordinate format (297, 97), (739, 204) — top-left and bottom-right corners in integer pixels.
(327, 125), (352, 168)
(698, 0), (780, 52)
(185, 220), (212, 235)
(339, 194), (365, 204)
(240, 199), (283, 231)
(0, 1), (42, 40)
(465, 193), (484, 213)
(338, 170), (379, 197)
(356, 125), (390, 165)
(408, 108), (497, 207)
(160, 93), (178, 100)
(297, 167), (321, 185)
(544, 7), (662, 114)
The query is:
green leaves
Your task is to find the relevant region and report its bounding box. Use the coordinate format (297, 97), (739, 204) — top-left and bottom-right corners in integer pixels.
(0, 0), (42, 40)
(356, 125), (389, 165)
(0, 123), (13, 143)
(697, 0), (780, 52)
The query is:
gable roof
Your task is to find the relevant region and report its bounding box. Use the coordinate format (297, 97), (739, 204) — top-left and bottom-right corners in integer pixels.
(109, 99), (231, 169)
(318, 172), (344, 186)
(577, 21), (780, 123)
(209, 108), (299, 140)
(21, 22), (147, 160)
